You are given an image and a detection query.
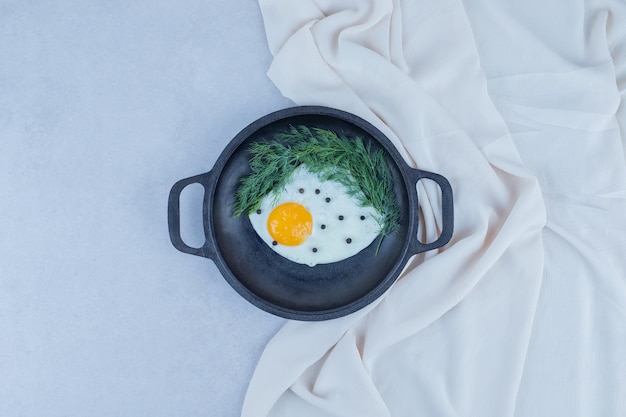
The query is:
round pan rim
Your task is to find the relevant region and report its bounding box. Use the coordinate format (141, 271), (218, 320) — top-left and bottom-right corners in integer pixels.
(168, 106), (453, 321)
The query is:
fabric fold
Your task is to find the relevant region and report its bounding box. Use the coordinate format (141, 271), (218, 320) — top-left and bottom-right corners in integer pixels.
(461, 1), (626, 416)
(243, 0), (546, 415)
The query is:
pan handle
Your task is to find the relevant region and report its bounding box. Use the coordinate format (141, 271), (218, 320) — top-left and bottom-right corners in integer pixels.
(408, 169), (454, 254)
(168, 171), (217, 260)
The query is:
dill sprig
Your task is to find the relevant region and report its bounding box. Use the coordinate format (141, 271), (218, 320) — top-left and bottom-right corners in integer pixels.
(232, 125), (400, 237)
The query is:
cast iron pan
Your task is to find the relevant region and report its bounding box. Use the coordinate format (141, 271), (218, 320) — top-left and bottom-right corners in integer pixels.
(168, 106), (453, 321)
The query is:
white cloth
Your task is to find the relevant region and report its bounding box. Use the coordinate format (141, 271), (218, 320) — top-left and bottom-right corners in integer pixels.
(242, 0), (626, 416)
(463, 1), (626, 415)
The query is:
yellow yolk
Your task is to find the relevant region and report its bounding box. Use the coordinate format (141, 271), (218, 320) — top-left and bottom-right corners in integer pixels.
(267, 202), (313, 246)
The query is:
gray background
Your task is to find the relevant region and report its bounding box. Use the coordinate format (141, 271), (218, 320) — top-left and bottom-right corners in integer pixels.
(0, 1), (289, 415)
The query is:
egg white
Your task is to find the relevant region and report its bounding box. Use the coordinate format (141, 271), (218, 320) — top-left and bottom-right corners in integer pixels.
(248, 165), (381, 267)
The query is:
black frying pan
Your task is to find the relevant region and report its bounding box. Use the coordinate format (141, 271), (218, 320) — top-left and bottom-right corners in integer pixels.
(168, 106), (453, 320)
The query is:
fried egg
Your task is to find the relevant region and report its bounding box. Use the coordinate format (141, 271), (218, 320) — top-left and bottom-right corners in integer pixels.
(249, 165), (381, 267)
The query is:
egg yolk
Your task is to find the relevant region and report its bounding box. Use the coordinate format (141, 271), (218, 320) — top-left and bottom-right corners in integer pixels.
(267, 202), (313, 246)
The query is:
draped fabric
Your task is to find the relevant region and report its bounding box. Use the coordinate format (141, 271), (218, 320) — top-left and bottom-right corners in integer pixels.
(242, 0), (626, 416)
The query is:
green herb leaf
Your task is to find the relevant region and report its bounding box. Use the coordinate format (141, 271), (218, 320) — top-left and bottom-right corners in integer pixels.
(232, 126), (400, 238)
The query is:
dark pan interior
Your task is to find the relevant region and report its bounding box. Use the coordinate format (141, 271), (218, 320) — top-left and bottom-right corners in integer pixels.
(211, 112), (412, 315)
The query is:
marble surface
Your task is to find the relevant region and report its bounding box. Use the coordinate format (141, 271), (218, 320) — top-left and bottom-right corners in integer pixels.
(0, 1), (290, 415)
